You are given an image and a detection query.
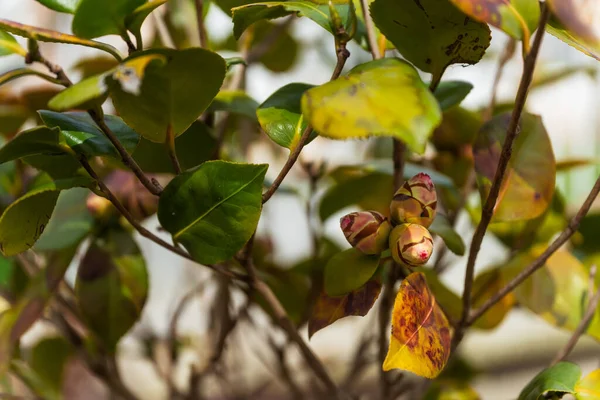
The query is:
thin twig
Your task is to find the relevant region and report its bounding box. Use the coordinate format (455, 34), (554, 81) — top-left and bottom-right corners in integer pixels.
(194, 0), (209, 48)
(551, 266), (600, 366)
(262, 43), (350, 204)
(166, 124), (182, 174)
(358, 0), (380, 60)
(78, 157), (242, 280)
(468, 173), (600, 325)
(378, 266), (398, 400)
(120, 32), (137, 55)
(454, 4), (551, 348)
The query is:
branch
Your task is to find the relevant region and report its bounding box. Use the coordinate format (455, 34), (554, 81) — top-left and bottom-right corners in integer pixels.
(551, 266), (600, 366)
(468, 173), (600, 325)
(194, 0), (209, 48)
(262, 42), (350, 204)
(78, 157), (243, 280)
(455, 4), (551, 346)
(358, 0), (381, 59)
(166, 124), (182, 174)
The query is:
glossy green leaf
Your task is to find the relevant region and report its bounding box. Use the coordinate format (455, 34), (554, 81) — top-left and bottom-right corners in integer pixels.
(548, 0), (600, 47)
(0, 177), (93, 256)
(257, 83), (315, 151)
(434, 81), (474, 111)
(0, 127), (71, 165)
(35, 0), (81, 13)
(324, 248), (380, 296)
(48, 73), (109, 111)
(39, 111), (139, 159)
(76, 229), (148, 352)
(125, 0), (168, 37)
(474, 112), (555, 222)
(33, 188), (94, 251)
(429, 215), (465, 256)
(109, 48), (226, 143)
(0, 31), (26, 57)
(449, 0), (540, 42)
(216, 0), (254, 15)
(72, 0), (146, 39)
(158, 161), (267, 265)
(547, 18), (600, 62)
(518, 362), (580, 400)
(232, 0), (355, 39)
(207, 90), (259, 121)
(0, 19), (122, 60)
(23, 153), (82, 180)
(309, 278), (382, 338)
(576, 369), (600, 400)
(371, 0), (491, 82)
(132, 120), (217, 174)
(302, 58), (441, 154)
(29, 336), (73, 396)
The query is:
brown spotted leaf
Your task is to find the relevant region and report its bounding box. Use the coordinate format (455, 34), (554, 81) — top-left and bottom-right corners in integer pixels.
(473, 112), (555, 222)
(383, 272), (451, 378)
(309, 279), (382, 339)
(449, 0), (540, 42)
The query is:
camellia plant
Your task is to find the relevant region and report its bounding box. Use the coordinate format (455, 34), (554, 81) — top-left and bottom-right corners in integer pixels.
(0, 0), (600, 399)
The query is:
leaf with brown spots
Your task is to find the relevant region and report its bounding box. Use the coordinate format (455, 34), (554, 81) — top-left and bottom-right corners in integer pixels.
(449, 0), (540, 42)
(473, 112), (555, 222)
(370, 0), (491, 84)
(383, 272), (451, 378)
(309, 279), (382, 338)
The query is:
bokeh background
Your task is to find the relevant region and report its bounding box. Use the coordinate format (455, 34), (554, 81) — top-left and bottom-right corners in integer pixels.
(1, 0), (600, 398)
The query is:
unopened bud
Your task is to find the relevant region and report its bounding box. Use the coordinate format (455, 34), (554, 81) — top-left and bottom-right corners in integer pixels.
(389, 223), (433, 267)
(390, 172), (437, 227)
(340, 211), (392, 255)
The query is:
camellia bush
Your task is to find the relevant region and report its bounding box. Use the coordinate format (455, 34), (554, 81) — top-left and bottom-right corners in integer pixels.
(1, 0), (600, 398)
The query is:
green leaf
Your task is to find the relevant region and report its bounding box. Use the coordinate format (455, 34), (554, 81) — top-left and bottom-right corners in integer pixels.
(257, 83), (315, 151)
(35, 0), (81, 13)
(434, 81), (474, 111)
(39, 111), (140, 159)
(72, 0), (146, 39)
(0, 19), (122, 61)
(449, 0), (540, 42)
(125, 0), (168, 37)
(262, 270), (311, 325)
(323, 248), (380, 296)
(33, 188), (94, 251)
(424, 381), (480, 400)
(518, 362), (580, 400)
(547, 17), (600, 62)
(547, 0), (600, 47)
(0, 177), (93, 256)
(370, 0), (491, 82)
(301, 58), (441, 154)
(474, 112), (555, 222)
(232, 0), (355, 39)
(76, 229), (148, 352)
(28, 336), (73, 396)
(48, 74), (109, 111)
(429, 215), (465, 256)
(158, 161), (268, 264)
(0, 31), (26, 57)
(109, 48), (226, 143)
(23, 153), (82, 180)
(207, 90), (259, 121)
(0, 127), (71, 165)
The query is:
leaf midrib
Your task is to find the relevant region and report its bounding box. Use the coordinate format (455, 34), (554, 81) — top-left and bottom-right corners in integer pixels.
(173, 167), (265, 239)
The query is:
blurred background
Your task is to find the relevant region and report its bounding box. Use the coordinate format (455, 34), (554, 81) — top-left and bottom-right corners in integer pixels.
(1, 0), (600, 399)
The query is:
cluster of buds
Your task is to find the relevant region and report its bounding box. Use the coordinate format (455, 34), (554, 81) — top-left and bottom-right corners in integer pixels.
(339, 173), (437, 268)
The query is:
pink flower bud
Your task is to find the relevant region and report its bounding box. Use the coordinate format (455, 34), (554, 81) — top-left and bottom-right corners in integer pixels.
(340, 211), (392, 255)
(389, 223), (433, 267)
(390, 172), (437, 228)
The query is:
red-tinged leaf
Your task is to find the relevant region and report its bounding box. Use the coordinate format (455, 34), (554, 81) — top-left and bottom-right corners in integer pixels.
(383, 272), (451, 379)
(309, 279), (382, 339)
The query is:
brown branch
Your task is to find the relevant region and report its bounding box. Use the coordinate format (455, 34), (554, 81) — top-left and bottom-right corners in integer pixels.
(262, 42), (350, 204)
(120, 32), (137, 55)
(378, 266), (398, 400)
(551, 266), (600, 366)
(194, 0), (209, 48)
(358, 0), (381, 59)
(454, 4), (551, 348)
(166, 124), (182, 174)
(468, 173), (600, 325)
(78, 157), (242, 280)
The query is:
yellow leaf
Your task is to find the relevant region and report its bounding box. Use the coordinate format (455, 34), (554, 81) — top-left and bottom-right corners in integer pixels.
(576, 369), (600, 399)
(383, 272), (451, 378)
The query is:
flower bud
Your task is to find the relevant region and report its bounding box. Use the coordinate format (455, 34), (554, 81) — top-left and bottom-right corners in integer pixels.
(390, 172), (437, 227)
(340, 211), (392, 255)
(389, 223), (433, 267)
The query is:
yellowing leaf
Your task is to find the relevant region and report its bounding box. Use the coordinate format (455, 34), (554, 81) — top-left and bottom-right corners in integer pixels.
(471, 268), (515, 329)
(301, 58), (441, 154)
(576, 369), (600, 400)
(309, 279), (382, 338)
(383, 272), (451, 378)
